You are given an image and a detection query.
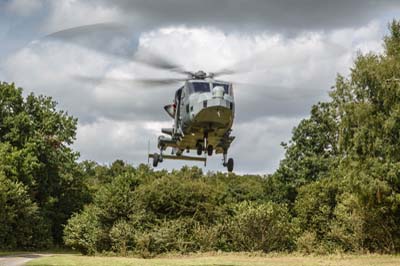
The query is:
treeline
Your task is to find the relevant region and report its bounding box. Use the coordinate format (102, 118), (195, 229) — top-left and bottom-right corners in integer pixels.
(1, 20), (400, 255)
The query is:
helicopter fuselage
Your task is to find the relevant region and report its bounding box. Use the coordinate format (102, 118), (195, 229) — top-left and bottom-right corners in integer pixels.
(158, 77), (235, 155)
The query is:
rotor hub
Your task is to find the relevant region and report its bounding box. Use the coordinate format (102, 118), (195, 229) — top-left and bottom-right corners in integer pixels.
(193, 70), (207, 79)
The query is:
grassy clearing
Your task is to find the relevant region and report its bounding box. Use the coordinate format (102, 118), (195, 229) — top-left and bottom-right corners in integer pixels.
(27, 253), (400, 266)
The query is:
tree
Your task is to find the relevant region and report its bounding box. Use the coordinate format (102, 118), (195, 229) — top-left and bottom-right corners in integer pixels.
(0, 173), (51, 249)
(328, 20), (400, 252)
(0, 82), (90, 247)
(269, 101), (339, 205)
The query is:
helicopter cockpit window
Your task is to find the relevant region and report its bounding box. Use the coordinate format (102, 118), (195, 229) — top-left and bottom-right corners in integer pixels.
(192, 82), (210, 93)
(213, 83), (230, 94)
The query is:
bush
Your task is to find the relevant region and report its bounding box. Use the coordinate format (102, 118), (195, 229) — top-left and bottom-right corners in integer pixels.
(227, 201), (295, 252)
(294, 178), (339, 252)
(63, 205), (101, 255)
(135, 218), (196, 257)
(134, 175), (226, 223)
(296, 231), (318, 254)
(328, 193), (365, 252)
(192, 222), (228, 252)
(109, 220), (135, 256)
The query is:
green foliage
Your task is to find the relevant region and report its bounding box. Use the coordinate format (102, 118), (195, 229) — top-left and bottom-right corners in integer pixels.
(282, 20), (400, 253)
(135, 218), (196, 257)
(294, 178), (341, 253)
(133, 174), (226, 223)
(63, 165), (284, 255)
(63, 205), (101, 255)
(227, 201), (294, 252)
(109, 220), (135, 256)
(0, 82), (90, 248)
(270, 102), (339, 205)
(63, 161), (298, 255)
(0, 173), (51, 249)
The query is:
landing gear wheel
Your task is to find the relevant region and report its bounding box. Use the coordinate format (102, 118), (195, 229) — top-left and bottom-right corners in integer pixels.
(227, 158), (234, 172)
(196, 144), (203, 156)
(207, 145), (213, 156)
(153, 153), (159, 167)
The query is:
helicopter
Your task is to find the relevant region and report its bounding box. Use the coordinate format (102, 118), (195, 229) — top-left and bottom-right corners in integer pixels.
(149, 69), (235, 172)
(71, 46), (239, 172)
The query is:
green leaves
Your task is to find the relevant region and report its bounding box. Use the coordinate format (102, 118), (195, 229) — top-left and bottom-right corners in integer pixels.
(0, 174), (51, 249)
(227, 201), (294, 252)
(63, 205), (101, 255)
(0, 82), (89, 248)
(275, 20), (400, 253)
(63, 164), (288, 255)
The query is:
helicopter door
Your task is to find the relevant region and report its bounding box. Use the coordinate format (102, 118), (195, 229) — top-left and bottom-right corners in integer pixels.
(174, 88), (183, 132)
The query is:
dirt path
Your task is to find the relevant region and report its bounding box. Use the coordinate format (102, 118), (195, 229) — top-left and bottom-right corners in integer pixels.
(0, 254), (51, 266)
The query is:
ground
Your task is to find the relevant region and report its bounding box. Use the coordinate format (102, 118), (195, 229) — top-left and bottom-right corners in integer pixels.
(24, 253), (400, 266)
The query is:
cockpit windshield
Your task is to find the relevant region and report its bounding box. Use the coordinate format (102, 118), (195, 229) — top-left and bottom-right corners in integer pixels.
(213, 83), (230, 94)
(192, 82), (210, 93)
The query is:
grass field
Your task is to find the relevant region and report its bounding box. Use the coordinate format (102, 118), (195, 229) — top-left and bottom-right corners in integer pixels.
(26, 253), (400, 266)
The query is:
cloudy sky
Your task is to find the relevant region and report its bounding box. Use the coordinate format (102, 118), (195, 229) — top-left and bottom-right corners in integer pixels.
(0, 0), (399, 174)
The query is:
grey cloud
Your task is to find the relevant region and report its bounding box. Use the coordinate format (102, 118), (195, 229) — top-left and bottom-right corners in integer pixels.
(99, 0), (400, 32)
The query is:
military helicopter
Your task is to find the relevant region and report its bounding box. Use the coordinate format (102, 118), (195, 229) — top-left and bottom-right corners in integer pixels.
(73, 47), (239, 171)
(149, 69), (235, 172)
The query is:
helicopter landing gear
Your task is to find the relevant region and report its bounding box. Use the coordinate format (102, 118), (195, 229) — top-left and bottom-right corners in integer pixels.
(207, 145), (213, 156)
(222, 151), (234, 172)
(196, 143), (203, 155)
(153, 141), (165, 167)
(227, 158), (234, 172)
(153, 153), (160, 167)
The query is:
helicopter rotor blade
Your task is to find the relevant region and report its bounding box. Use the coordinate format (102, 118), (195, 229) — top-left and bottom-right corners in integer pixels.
(44, 23), (193, 76)
(74, 74), (185, 88)
(133, 50), (193, 76)
(44, 22), (136, 60)
(45, 22), (129, 39)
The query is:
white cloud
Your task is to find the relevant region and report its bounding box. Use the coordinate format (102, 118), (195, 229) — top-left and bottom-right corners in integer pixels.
(329, 20), (384, 57)
(230, 116), (302, 174)
(74, 118), (166, 164)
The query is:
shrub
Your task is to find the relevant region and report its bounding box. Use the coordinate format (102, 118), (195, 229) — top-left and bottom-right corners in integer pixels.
(134, 175), (225, 223)
(63, 205), (101, 255)
(109, 220), (135, 256)
(192, 222), (227, 252)
(135, 218), (196, 257)
(227, 201), (295, 252)
(296, 231), (318, 254)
